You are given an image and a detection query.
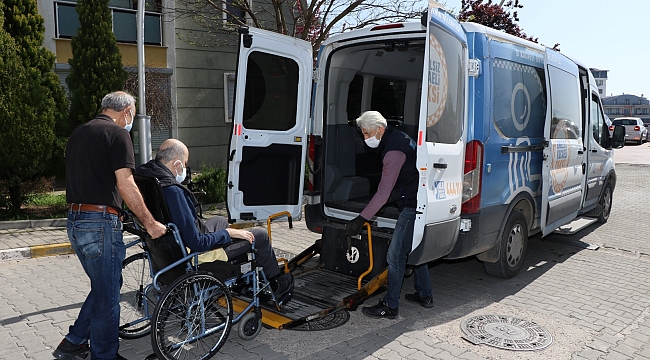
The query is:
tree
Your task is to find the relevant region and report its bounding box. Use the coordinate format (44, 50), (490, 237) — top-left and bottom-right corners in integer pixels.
(173, 0), (425, 54)
(66, 0), (128, 131)
(458, 0), (537, 42)
(0, 0), (63, 210)
(3, 0), (71, 181)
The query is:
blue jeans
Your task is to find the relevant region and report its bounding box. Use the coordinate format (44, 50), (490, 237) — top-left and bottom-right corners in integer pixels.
(65, 210), (125, 360)
(383, 207), (432, 309)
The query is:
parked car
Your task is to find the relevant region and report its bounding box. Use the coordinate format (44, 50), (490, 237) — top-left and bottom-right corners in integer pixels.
(611, 117), (648, 144)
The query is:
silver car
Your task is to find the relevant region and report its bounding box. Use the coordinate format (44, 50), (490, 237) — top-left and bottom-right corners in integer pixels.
(611, 117), (648, 145)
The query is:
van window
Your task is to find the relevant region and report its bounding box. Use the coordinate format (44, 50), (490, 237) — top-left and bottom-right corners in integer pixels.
(371, 77), (406, 121)
(242, 51), (299, 131)
(347, 75), (363, 120)
(548, 66), (581, 139)
(492, 59), (546, 138)
(425, 26), (464, 144)
(590, 95), (609, 148)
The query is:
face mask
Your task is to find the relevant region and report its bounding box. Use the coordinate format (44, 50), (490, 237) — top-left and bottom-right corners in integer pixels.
(174, 160), (187, 183)
(124, 111), (133, 132)
(364, 135), (380, 148)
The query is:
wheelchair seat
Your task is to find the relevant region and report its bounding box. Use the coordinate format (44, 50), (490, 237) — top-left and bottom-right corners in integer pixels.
(132, 174), (238, 283)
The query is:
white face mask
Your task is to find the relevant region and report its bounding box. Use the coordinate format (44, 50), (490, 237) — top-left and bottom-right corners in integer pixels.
(364, 135), (380, 148)
(174, 160), (187, 183)
(124, 111), (133, 132)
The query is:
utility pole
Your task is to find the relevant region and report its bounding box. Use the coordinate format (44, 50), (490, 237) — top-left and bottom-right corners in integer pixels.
(135, 0), (152, 165)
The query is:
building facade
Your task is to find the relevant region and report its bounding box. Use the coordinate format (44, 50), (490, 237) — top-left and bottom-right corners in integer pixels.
(601, 94), (650, 124)
(589, 68), (608, 97)
(37, 0), (248, 169)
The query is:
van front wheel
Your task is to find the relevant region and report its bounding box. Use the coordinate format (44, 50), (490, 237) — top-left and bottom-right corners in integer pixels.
(597, 184), (612, 224)
(483, 210), (528, 279)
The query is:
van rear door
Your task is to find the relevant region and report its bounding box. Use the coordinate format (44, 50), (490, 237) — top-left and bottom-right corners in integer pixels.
(226, 28), (313, 223)
(409, 6), (467, 265)
(541, 49), (585, 235)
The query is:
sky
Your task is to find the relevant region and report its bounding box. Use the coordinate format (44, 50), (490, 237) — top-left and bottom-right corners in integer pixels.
(439, 0), (650, 98)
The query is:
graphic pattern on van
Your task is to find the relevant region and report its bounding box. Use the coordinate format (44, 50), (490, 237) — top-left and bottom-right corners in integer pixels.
(427, 33), (448, 127)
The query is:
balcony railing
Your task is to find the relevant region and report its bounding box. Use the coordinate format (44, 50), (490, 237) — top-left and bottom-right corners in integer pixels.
(55, 1), (162, 46)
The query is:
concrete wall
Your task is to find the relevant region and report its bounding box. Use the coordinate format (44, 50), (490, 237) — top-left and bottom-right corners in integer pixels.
(173, 21), (239, 170)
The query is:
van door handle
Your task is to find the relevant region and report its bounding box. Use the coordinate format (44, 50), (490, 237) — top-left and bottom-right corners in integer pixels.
(577, 150), (584, 155)
(591, 149), (598, 153)
(433, 163), (447, 169)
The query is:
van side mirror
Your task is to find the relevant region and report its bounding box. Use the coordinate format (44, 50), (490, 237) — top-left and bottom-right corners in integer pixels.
(611, 125), (625, 149)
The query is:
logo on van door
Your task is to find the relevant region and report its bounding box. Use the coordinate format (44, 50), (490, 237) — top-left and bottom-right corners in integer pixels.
(427, 34), (448, 127)
(550, 124), (572, 193)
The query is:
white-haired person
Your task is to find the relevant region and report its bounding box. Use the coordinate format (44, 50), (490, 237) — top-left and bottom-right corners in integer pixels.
(345, 111), (433, 319)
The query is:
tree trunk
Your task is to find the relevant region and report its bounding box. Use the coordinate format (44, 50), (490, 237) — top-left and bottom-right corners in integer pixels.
(8, 184), (22, 210)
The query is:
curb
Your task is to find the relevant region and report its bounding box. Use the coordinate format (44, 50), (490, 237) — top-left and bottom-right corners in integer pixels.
(0, 243), (74, 261)
(0, 218), (66, 230)
(0, 234), (140, 262)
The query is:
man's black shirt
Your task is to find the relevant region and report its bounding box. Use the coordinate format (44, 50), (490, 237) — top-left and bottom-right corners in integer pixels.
(65, 114), (135, 209)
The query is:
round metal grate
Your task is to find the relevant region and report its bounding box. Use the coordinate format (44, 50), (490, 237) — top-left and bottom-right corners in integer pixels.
(291, 309), (350, 331)
(460, 314), (553, 351)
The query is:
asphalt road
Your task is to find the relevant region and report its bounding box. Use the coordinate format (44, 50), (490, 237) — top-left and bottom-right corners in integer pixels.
(0, 148), (649, 360)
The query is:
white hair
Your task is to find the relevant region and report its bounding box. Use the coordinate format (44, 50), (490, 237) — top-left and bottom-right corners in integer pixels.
(356, 111), (387, 131)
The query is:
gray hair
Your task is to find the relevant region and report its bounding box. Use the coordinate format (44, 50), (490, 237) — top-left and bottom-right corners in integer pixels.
(156, 141), (186, 164)
(101, 91), (135, 112)
(356, 111), (387, 131)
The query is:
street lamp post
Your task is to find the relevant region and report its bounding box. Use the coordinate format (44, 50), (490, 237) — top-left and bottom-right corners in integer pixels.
(135, 0), (152, 165)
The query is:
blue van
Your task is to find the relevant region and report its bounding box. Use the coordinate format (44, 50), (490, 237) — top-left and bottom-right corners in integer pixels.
(225, 6), (625, 280)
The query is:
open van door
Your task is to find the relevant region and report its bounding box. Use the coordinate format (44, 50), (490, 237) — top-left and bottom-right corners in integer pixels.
(541, 48), (585, 235)
(226, 28), (313, 223)
(409, 4), (467, 265)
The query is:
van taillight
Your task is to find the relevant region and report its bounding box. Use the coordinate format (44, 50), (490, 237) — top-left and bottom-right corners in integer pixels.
(609, 125), (615, 132)
(370, 23), (404, 31)
(308, 135), (316, 192)
(634, 125), (640, 131)
(461, 140), (483, 214)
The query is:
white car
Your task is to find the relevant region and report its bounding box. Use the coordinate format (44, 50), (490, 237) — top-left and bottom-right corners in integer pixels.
(611, 117), (648, 145)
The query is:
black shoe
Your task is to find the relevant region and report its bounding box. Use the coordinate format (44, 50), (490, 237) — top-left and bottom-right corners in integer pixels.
(52, 338), (90, 360)
(362, 300), (398, 319)
(405, 292), (434, 308)
(273, 272), (294, 299)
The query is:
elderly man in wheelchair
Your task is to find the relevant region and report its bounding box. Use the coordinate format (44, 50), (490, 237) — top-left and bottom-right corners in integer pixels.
(135, 139), (294, 299)
(122, 139), (294, 360)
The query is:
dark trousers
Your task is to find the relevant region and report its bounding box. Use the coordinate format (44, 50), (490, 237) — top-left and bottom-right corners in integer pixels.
(203, 216), (281, 279)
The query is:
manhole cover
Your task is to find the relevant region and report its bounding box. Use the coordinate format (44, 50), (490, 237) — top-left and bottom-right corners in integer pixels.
(291, 310), (350, 331)
(460, 315), (553, 351)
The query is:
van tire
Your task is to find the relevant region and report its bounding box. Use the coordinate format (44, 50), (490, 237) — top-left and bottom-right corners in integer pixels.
(483, 210), (528, 279)
(597, 184), (613, 224)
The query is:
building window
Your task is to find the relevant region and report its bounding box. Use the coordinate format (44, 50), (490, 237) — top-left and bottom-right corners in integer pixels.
(625, 99), (630, 105)
(596, 80), (603, 86)
(224, 72), (236, 123)
(624, 109), (630, 116)
(223, 0), (249, 26)
(55, 0), (162, 45)
(598, 89), (602, 95)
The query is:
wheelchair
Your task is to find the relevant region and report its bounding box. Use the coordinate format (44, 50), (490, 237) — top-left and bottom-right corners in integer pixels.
(119, 175), (291, 360)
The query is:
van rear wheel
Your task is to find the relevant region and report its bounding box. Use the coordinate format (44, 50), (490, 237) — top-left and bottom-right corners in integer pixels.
(484, 210), (528, 279)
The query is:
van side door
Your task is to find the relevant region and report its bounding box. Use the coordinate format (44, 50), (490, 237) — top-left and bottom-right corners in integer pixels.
(541, 49), (585, 235)
(226, 28), (313, 223)
(409, 7), (467, 265)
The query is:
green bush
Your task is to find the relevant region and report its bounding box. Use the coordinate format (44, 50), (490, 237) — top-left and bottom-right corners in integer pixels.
(192, 165), (227, 204)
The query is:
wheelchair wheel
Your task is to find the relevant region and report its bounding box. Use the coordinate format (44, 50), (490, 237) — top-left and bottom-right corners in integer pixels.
(151, 271), (233, 360)
(237, 311), (262, 340)
(120, 252), (152, 339)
